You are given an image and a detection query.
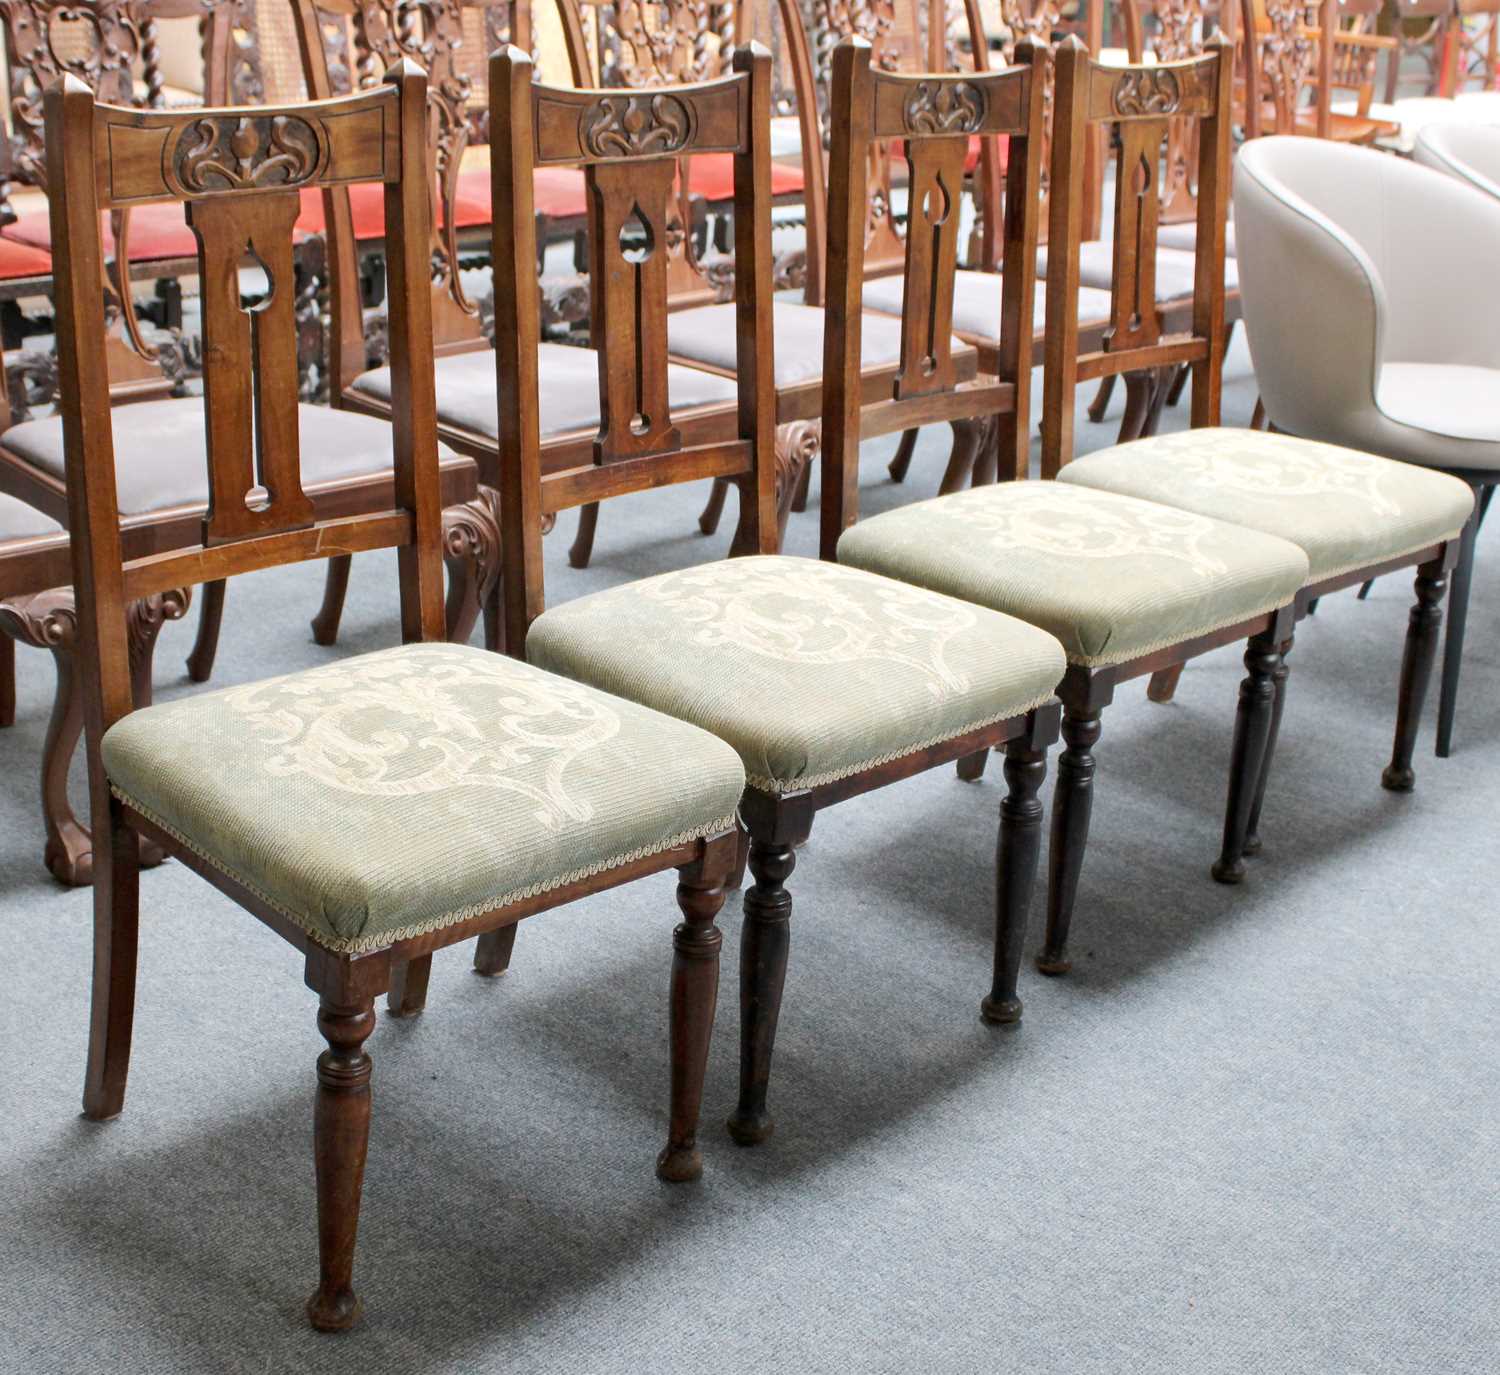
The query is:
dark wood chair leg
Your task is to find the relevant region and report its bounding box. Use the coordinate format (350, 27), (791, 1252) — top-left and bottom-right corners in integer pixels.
(1436, 501), (1481, 758)
(568, 502), (600, 569)
(1250, 396), (1267, 431)
(1164, 360), (1191, 408)
(982, 713), (1053, 1024)
(311, 555), (353, 646)
(1037, 707), (1101, 977)
(1357, 579), (1375, 600)
(956, 747), (989, 781)
(1117, 370), (1154, 442)
(185, 578), (226, 683)
(1304, 597), (1320, 616)
(888, 427), (920, 482)
(727, 832), (799, 1147)
(1212, 632), (1283, 884)
(657, 862), (727, 1182)
(1086, 373), (1117, 424)
(306, 997), (377, 1333)
(698, 476), (731, 535)
(0, 630), (13, 728)
(789, 445), (814, 513)
(1244, 634), (1293, 857)
(387, 955), (432, 1017)
(473, 923), (518, 977)
(1382, 559), (1448, 792)
(441, 493), (502, 647)
(82, 810), (142, 1121)
(940, 417), (985, 496)
(481, 578), (504, 654)
(1146, 663), (1185, 703)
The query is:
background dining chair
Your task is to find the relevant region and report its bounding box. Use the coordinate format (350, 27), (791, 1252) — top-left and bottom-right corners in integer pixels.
(50, 58), (744, 1330)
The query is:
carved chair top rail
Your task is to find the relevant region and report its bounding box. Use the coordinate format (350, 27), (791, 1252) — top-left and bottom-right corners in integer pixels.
(48, 61), (446, 730)
(489, 43), (779, 651)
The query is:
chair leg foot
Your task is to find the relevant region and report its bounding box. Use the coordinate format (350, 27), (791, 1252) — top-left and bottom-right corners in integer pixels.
(698, 477), (731, 536)
(1037, 707), (1101, 978)
(568, 503), (600, 569)
(1243, 634), (1293, 858)
(311, 556), (353, 647)
(473, 924), (518, 977)
(386, 955), (432, 1017)
(888, 428), (919, 482)
(1382, 560), (1447, 793)
(185, 579), (226, 683)
(1213, 633), (1282, 884)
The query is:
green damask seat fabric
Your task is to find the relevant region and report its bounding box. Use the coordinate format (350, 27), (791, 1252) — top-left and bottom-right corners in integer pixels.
(526, 556), (1067, 794)
(837, 483), (1309, 668)
(101, 643), (746, 954)
(1057, 429), (1475, 582)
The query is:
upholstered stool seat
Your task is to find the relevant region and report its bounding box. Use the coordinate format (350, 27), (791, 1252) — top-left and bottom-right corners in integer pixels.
(666, 300), (970, 387)
(0, 399), (476, 516)
(100, 642), (745, 953)
(862, 271), (1116, 338)
(1057, 429), (1475, 583)
(353, 341), (740, 442)
(1038, 241), (1239, 298)
(527, 555), (1066, 793)
(837, 482), (1308, 667)
(0, 492), (61, 540)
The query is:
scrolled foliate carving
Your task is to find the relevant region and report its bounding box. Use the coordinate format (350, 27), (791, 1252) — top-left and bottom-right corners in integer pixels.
(1113, 67), (1181, 116)
(174, 114), (322, 193)
(603, 0), (733, 88)
(581, 92), (692, 157)
(903, 80), (986, 135)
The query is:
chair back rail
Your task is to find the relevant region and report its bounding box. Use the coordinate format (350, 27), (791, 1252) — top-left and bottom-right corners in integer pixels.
(489, 43), (778, 651)
(821, 36), (1045, 556)
(48, 62), (445, 748)
(1041, 35), (1233, 475)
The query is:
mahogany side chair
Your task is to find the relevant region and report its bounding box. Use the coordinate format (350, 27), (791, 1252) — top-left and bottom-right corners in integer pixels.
(487, 42), (1068, 1143)
(1044, 64), (1474, 803)
(828, 38), (1316, 993)
(50, 60), (746, 1330)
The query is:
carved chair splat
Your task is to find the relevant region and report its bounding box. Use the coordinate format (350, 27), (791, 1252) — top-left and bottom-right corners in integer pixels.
(51, 60), (742, 1331)
(829, 38), (1316, 989)
(490, 40), (1065, 1137)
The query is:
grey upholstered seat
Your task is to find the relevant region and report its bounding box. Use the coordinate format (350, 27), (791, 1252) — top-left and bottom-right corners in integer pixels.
(528, 555), (1066, 794)
(353, 342), (740, 442)
(1155, 220), (1237, 256)
(861, 272), (1115, 340)
(0, 399), (474, 516)
(1058, 429), (1475, 583)
(837, 481), (1308, 667)
(102, 642), (746, 953)
(0, 492), (61, 541)
(666, 300), (971, 388)
(1038, 241), (1238, 299)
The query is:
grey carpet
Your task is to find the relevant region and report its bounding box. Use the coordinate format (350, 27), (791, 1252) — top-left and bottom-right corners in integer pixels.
(1, 336), (1496, 1373)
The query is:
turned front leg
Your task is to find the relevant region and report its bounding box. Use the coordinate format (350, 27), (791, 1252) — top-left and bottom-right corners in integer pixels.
(657, 868), (726, 1182)
(307, 998), (377, 1333)
(1383, 560), (1448, 792)
(1244, 634), (1294, 857)
(983, 730), (1049, 1025)
(1038, 707), (1101, 976)
(727, 837), (795, 1146)
(1213, 633), (1283, 885)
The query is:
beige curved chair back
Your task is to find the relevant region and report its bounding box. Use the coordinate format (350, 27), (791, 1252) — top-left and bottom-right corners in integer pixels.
(1414, 121), (1500, 200)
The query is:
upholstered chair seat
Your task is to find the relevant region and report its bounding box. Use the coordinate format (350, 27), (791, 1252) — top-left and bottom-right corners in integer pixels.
(861, 272), (1115, 339)
(1038, 241), (1239, 298)
(100, 642), (745, 953)
(665, 300), (970, 388)
(0, 491), (61, 540)
(353, 341), (740, 442)
(1156, 220), (1236, 256)
(526, 556), (1066, 794)
(837, 482), (1308, 667)
(0, 398), (476, 515)
(1057, 429), (1475, 583)
(1329, 95), (1500, 154)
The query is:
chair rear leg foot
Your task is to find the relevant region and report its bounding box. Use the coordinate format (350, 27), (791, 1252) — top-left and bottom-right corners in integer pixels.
(185, 579), (226, 683)
(473, 924), (518, 977)
(1213, 633), (1282, 883)
(1037, 708), (1101, 977)
(387, 955), (432, 1017)
(311, 556), (353, 647)
(1382, 560), (1447, 792)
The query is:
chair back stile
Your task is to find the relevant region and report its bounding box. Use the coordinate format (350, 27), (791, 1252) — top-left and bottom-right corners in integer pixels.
(1041, 35), (1233, 477)
(490, 43), (778, 652)
(821, 37), (1046, 557)
(47, 61), (446, 768)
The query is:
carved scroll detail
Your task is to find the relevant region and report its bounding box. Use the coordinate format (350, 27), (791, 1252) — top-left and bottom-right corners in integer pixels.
(904, 79), (986, 134)
(1114, 68), (1182, 116)
(581, 92), (691, 157)
(173, 114), (321, 194)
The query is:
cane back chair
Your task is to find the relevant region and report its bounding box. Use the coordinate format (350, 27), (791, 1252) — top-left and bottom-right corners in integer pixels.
(51, 58), (745, 1330)
(489, 41), (1069, 1138)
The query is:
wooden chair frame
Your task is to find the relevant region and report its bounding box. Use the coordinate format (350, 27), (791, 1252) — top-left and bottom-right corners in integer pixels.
(54, 58), (736, 1331)
(490, 40), (1059, 1144)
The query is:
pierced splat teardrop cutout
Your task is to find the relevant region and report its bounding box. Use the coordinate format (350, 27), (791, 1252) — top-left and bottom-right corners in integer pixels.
(619, 203), (655, 264)
(239, 242), (277, 315)
(921, 174), (952, 227)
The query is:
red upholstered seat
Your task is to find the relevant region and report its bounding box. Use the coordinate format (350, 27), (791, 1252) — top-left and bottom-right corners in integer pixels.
(4, 198), (205, 260)
(293, 183), (491, 241)
(684, 151), (805, 202)
(0, 236), (51, 280)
